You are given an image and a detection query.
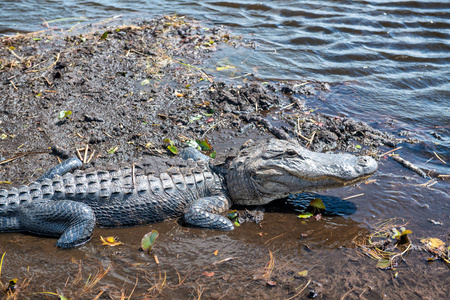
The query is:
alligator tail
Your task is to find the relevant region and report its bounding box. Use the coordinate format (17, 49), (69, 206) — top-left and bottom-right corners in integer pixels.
(0, 187), (21, 231)
(0, 216), (21, 231)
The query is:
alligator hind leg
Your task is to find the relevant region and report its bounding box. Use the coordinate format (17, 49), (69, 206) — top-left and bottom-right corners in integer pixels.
(38, 157), (83, 181)
(183, 195), (234, 230)
(19, 200), (96, 248)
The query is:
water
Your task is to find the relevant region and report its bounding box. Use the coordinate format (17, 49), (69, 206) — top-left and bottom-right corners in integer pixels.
(0, 0), (449, 298)
(1, 1), (448, 151)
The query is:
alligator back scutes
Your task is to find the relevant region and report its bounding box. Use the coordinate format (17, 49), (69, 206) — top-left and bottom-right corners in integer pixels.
(0, 186), (35, 216)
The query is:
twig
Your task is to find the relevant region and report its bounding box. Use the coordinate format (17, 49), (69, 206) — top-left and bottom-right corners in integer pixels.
(342, 193), (364, 200)
(157, 113), (177, 119)
(433, 151), (446, 164)
(201, 120), (225, 138)
(280, 103), (295, 110)
(379, 146), (402, 157)
(212, 257), (235, 265)
(83, 144), (89, 164)
(76, 148), (83, 162)
(416, 179), (437, 187)
(0, 151), (47, 165)
(286, 279), (311, 300)
(25, 52), (60, 73)
(40, 17), (50, 29)
(390, 155), (426, 178)
(9, 81), (17, 90)
(389, 243), (412, 268)
(264, 232), (287, 245)
(7, 48), (23, 60)
(307, 131), (316, 149)
(200, 69), (213, 83)
(127, 276), (139, 300)
(87, 149), (96, 164)
(296, 132), (311, 143)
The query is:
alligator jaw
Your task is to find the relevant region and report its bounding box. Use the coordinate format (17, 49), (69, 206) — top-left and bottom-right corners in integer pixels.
(226, 139), (378, 205)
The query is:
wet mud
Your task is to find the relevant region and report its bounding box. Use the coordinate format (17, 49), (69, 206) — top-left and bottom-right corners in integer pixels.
(0, 15), (448, 299)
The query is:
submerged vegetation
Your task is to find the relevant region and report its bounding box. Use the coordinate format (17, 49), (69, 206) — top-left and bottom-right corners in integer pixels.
(355, 218), (449, 275)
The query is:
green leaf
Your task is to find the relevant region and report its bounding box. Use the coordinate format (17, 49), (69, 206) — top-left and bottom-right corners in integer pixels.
(391, 228), (401, 240)
(189, 115), (203, 123)
(209, 150), (217, 159)
(234, 221), (240, 227)
(376, 258), (391, 269)
(163, 138), (174, 146)
(32, 38), (42, 41)
(100, 31), (108, 40)
(141, 79), (150, 85)
(141, 230), (159, 253)
(196, 139), (212, 151)
(400, 227), (411, 235)
(309, 198), (326, 210)
(167, 145), (178, 154)
(0, 133), (7, 140)
(298, 212), (313, 219)
(355, 145), (362, 149)
(107, 146), (119, 154)
(58, 110), (72, 119)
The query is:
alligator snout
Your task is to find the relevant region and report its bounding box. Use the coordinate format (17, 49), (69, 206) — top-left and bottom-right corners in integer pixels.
(357, 155), (378, 174)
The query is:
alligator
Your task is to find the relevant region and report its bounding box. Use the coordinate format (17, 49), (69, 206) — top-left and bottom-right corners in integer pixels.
(0, 138), (377, 248)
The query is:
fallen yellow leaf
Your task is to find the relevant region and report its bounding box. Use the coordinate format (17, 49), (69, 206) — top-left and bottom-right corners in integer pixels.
(100, 236), (123, 246)
(421, 238), (446, 251)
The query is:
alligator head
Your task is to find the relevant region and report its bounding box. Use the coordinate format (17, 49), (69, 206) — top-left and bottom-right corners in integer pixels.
(225, 139), (377, 205)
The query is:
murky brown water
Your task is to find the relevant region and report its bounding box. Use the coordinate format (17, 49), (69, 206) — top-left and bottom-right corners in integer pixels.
(0, 0), (449, 299)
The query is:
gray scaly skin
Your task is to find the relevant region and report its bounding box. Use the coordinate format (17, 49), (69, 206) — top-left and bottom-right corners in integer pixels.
(0, 139), (377, 248)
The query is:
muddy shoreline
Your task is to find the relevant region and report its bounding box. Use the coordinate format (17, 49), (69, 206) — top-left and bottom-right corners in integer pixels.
(1, 15), (448, 299)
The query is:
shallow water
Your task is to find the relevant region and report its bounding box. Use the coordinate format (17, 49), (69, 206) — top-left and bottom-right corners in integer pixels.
(0, 0), (449, 298)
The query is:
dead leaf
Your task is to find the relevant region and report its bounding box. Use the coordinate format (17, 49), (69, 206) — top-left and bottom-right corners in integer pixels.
(100, 236), (123, 246)
(202, 271), (214, 277)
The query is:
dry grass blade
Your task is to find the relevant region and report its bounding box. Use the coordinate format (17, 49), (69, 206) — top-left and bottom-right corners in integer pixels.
(0, 252), (5, 286)
(354, 218), (411, 265)
(286, 279), (311, 300)
(84, 263), (111, 292)
(263, 250), (275, 280)
(379, 146), (402, 157)
(25, 52), (60, 73)
(342, 193), (364, 200)
(433, 151), (446, 164)
(0, 151), (47, 166)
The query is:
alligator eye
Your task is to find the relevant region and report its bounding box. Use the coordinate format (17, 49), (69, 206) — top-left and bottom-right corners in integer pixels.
(285, 149), (297, 156)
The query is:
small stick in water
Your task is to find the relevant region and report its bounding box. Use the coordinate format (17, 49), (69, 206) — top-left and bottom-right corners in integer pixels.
(390, 155), (426, 178)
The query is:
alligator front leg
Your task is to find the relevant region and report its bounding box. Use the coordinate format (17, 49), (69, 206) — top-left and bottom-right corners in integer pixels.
(183, 195), (234, 230)
(19, 200), (96, 248)
(38, 157), (83, 181)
